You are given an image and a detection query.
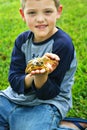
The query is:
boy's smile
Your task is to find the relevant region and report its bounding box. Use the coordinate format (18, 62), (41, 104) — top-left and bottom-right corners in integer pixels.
(35, 24), (48, 30)
(20, 0), (62, 42)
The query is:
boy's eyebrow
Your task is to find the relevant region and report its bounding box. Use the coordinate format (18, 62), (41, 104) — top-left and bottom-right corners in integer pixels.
(25, 8), (37, 12)
(25, 7), (54, 11)
(43, 8), (54, 10)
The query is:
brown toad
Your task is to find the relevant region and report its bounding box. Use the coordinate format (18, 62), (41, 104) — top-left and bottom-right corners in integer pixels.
(25, 56), (57, 74)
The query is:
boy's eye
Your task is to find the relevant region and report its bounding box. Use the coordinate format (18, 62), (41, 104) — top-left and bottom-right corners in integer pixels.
(27, 11), (36, 15)
(44, 10), (53, 14)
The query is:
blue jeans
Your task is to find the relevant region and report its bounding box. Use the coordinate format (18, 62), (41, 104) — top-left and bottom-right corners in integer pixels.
(0, 96), (75, 130)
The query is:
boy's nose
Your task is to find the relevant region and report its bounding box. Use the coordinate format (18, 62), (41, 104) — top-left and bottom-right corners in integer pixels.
(36, 14), (45, 22)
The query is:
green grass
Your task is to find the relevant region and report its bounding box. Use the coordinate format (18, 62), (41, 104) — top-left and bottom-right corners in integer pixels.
(0, 0), (87, 118)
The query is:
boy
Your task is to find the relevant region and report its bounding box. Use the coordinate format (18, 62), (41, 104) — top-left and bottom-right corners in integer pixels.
(0, 0), (77, 129)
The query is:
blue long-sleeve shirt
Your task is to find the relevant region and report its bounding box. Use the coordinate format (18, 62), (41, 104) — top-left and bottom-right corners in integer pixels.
(0, 28), (77, 118)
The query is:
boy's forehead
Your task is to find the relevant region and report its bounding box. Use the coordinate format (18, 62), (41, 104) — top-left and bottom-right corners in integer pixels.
(26, 1), (57, 11)
(20, 0), (60, 9)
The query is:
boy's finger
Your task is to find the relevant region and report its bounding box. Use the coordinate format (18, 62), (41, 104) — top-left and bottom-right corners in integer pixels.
(44, 53), (60, 61)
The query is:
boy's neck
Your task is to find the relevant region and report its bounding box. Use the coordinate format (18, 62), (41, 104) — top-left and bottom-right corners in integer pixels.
(33, 27), (58, 43)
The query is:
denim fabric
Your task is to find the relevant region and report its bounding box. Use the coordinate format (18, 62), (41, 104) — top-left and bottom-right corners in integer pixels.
(0, 96), (77, 130)
(0, 96), (16, 130)
(0, 96), (61, 130)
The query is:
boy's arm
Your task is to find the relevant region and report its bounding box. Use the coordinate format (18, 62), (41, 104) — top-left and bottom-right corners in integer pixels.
(55, 53), (77, 117)
(8, 32), (33, 94)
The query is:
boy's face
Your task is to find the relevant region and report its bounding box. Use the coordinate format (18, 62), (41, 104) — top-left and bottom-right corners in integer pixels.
(20, 0), (62, 42)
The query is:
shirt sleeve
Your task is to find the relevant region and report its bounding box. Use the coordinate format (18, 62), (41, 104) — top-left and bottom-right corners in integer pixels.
(32, 76), (60, 100)
(8, 34), (27, 94)
(55, 52), (77, 118)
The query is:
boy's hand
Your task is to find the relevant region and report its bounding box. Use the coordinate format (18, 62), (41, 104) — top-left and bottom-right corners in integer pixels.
(44, 53), (60, 74)
(29, 53), (60, 89)
(29, 53), (60, 75)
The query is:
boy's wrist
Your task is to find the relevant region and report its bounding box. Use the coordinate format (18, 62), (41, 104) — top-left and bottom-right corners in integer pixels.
(34, 73), (48, 89)
(25, 74), (34, 89)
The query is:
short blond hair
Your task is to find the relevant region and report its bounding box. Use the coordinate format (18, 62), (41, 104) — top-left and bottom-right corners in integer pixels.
(20, 0), (60, 10)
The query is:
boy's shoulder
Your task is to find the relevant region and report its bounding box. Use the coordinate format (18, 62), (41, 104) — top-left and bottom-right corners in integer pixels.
(54, 28), (73, 50)
(14, 30), (32, 49)
(55, 28), (72, 43)
(52, 28), (74, 58)
(16, 30), (31, 43)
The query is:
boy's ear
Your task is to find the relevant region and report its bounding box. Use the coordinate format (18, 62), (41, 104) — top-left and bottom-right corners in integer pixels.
(56, 5), (63, 19)
(19, 8), (26, 22)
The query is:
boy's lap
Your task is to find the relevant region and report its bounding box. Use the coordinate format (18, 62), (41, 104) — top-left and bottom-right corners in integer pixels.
(9, 104), (60, 130)
(0, 98), (77, 130)
(0, 101), (61, 130)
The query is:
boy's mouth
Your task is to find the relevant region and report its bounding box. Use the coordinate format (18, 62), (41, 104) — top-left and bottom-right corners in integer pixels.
(35, 25), (48, 29)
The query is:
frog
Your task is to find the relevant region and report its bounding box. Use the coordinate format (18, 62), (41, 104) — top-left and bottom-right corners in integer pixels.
(25, 56), (57, 74)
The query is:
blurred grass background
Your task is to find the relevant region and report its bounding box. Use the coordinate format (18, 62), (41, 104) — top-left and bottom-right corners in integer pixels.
(0, 0), (87, 118)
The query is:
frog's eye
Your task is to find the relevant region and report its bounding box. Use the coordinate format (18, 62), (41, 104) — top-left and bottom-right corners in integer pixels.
(35, 61), (43, 66)
(40, 61), (44, 65)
